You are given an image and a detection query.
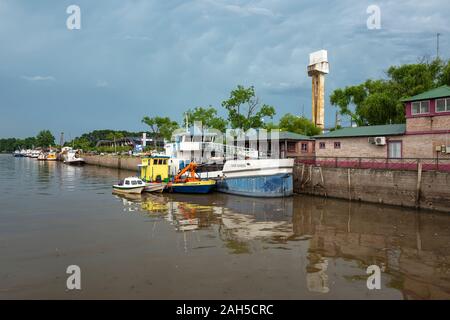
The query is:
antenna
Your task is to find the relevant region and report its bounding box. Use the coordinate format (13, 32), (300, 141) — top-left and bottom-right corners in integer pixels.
(437, 33), (441, 59)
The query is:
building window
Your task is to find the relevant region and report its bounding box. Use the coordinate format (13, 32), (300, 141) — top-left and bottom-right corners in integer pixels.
(388, 141), (402, 159)
(301, 143), (308, 153)
(334, 142), (341, 149)
(436, 98), (450, 112)
(287, 142), (296, 153)
(319, 142), (326, 149)
(411, 100), (430, 115)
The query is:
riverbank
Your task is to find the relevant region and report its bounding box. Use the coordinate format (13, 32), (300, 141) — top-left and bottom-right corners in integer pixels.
(81, 154), (450, 212)
(83, 154), (141, 171)
(294, 164), (450, 212)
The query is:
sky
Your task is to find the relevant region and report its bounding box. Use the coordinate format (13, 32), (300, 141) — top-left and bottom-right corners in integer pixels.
(0, 0), (449, 139)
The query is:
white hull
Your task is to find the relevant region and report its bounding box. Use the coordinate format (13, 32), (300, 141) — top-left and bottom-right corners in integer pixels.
(144, 183), (165, 193)
(64, 159), (85, 165)
(112, 186), (144, 194)
(198, 159), (294, 179)
(198, 159), (294, 198)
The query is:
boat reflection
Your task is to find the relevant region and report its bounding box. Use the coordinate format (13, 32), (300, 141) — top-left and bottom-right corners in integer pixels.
(115, 193), (450, 299)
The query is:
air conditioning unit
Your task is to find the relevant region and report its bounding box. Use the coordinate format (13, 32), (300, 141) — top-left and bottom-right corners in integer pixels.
(368, 137), (376, 144)
(375, 137), (386, 146)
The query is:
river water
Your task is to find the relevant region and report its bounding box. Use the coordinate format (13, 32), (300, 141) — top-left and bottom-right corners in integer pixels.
(0, 154), (449, 299)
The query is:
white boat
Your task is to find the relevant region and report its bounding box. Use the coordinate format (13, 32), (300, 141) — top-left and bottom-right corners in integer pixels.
(37, 152), (47, 161)
(144, 182), (166, 193)
(13, 150), (24, 157)
(197, 159), (294, 198)
(30, 150), (40, 158)
(164, 126), (294, 198)
(63, 149), (85, 165)
(112, 177), (145, 194)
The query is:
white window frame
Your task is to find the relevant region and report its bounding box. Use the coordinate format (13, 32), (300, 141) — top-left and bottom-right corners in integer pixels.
(436, 98), (450, 113)
(388, 141), (402, 159)
(411, 100), (430, 115)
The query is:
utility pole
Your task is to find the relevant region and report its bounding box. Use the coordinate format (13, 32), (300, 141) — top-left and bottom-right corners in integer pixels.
(437, 33), (441, 59)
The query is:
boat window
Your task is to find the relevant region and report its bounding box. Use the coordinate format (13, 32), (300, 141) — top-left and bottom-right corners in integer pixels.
(131, 180), (137, 185)
(125, 180), (130, 185)
(163, 159), (167, 165)
(158, 159), (163, 165)
(137, 180), (143, 185)
(153, 159), (158, 165)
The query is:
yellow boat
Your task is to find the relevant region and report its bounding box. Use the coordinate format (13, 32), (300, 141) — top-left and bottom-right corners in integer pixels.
(139, 155), (169, 193)
(46, 152), (57, 161)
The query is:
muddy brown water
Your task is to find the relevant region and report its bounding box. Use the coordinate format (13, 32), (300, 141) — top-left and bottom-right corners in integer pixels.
(0, 155), (449, 299)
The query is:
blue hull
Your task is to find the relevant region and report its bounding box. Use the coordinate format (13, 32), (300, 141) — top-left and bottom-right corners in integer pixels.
(216, 173), (293, 198)
(171, 185), (215, 194)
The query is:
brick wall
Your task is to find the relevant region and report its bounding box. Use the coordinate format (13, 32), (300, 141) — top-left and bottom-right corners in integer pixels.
(402, 134), (450, 158)
(315, 133), (450, 159)
(281, 140), (315, 158)
(407, 117), (432, 132)
(315, 137), (389, 158)
(406, 113), (450, 132)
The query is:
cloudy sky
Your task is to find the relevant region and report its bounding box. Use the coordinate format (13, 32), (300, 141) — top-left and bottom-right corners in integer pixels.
(0, 0), (449, 138)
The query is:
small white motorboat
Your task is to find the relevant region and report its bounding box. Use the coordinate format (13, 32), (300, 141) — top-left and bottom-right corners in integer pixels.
(30, 150), (40, 158)
(63, 149), (85, 165)
(144, 182), (166, 193)
(112, 177), (145, 194)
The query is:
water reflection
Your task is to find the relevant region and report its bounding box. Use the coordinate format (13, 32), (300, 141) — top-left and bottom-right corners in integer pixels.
(115, 192), (450, 299)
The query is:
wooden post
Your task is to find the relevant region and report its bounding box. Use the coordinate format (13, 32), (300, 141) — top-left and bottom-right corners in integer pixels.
(300, 164), (305, 186)
(347, 168), (351, 201)
(416, 161), (422, 207)
(319, 166), (327, 197)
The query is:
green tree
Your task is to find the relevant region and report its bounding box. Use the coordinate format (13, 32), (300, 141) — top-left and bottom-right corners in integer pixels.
(183, 106), (228, 132)
(67, 130), (144, 149)
(35, 130), (55, 148)
(278, 114), (321, 136)
(141, 116), (179, 145)
(330, 58), (450, 126)
(221, 85), (275, 131)
(438, 59), (450, 86)
(70, 136), (91, 150)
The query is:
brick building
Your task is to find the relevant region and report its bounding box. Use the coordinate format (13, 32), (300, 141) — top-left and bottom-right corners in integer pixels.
(278, 132), (315, 159)
(311, 86), (450, 169)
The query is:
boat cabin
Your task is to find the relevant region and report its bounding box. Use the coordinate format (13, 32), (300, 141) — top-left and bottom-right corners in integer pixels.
(140, 155), (170, 182)
(118, 177), (145, 186)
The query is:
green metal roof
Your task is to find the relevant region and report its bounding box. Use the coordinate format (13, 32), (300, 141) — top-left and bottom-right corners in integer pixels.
(277, 131), (313, 141)
(400, 85), (450, 102)
(314, 124), (406, 139)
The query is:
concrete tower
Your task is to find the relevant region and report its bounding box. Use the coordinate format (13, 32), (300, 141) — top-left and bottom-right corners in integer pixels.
(307, 50), (329, 130)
